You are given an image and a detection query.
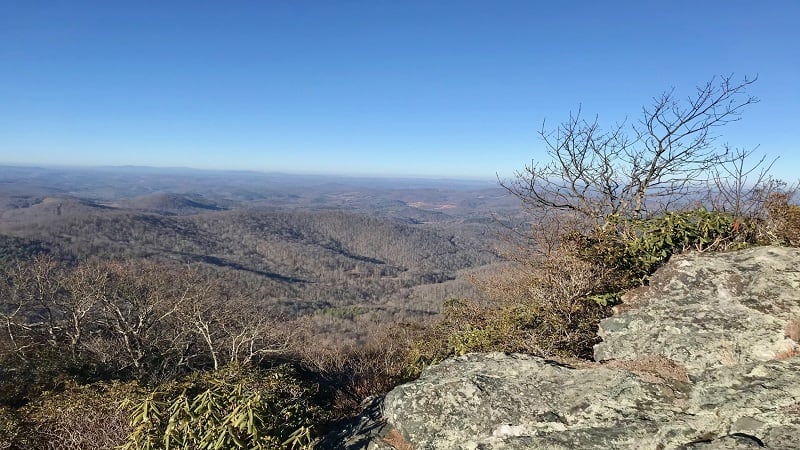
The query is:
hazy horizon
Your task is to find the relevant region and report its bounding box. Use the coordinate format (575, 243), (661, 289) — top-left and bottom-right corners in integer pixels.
(0, 161), (500, 184)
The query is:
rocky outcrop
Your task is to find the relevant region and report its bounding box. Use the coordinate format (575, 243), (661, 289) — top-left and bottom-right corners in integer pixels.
(380, 353), (800, 449)
(594, 245), (800, 374)
(353, 246), (800, 449)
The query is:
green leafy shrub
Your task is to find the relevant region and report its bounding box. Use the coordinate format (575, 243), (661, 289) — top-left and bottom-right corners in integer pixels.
(2, 365), (326, 450)
(0, 348), (65, 408)
(404, 298), (492, 373)
(573, 209), (743, 287)
(122, 364), (324, 450)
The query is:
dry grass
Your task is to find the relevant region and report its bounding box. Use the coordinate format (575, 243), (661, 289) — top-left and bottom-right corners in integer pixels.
(402, 212), (623, 365)
(14, 381), (141, 450)
(292, 321), (425, 417)
(382, 427), (414, 450)
(470, 250), (616, 357)
(765, 193), (800, 246)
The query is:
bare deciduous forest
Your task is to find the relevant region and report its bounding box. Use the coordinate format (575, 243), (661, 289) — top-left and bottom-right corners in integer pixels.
(0, 167), (519, 346)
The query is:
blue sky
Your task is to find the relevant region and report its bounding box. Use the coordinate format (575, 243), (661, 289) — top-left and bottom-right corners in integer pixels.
(1, 1), (798, 179)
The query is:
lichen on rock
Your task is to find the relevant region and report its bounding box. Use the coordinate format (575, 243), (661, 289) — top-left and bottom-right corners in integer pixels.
(358, 247), (800, 449)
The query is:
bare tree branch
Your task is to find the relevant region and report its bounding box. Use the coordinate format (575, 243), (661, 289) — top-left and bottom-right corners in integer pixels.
(502, 75), (760, 225)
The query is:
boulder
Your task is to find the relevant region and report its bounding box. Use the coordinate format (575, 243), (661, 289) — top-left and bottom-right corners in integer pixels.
(361, 246), (800, 449)
(594, 246), (800, 374)
(381, 353), (800, 449)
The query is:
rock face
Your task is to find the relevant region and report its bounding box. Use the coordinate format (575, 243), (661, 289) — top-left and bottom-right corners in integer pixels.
(380, 353), (800, 449)
(367, 246), (800, 449)
(594, 245), (800, 374)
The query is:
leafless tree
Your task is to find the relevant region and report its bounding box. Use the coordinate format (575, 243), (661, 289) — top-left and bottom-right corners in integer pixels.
(504, 75), (759, 225)
(707, 146), (795, 218)
(0, 257), (295, 381)
(180, 288), (295, 371)
(0, 255), (68, 359)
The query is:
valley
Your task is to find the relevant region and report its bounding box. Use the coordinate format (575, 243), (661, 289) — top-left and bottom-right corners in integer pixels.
(0, 165), (522, 345)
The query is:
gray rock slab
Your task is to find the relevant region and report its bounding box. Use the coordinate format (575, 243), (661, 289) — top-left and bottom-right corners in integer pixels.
(595, 246), (800, 375)
(382, 353), (800, 449)
(358, 247), (800, 449)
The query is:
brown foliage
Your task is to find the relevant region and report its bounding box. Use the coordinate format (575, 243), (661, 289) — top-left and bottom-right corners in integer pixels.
(766, 193), (800, 247)
(7, 381), (141, 450)
(405, 243), (615, 368)
(382, 427), (414, 450)
(0, 407), (23, 450)
(294, 320), (425, 416)
(475, 252), (613, 357)
(775, 347), (800, 361)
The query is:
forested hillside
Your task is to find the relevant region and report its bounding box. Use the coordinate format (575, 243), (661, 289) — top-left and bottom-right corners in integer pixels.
(0, 169), (514, 344)
(0, 170), (519, 448)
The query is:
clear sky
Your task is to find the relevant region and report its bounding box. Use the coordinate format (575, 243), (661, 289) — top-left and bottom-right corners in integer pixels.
(1, 1), (798, 180)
